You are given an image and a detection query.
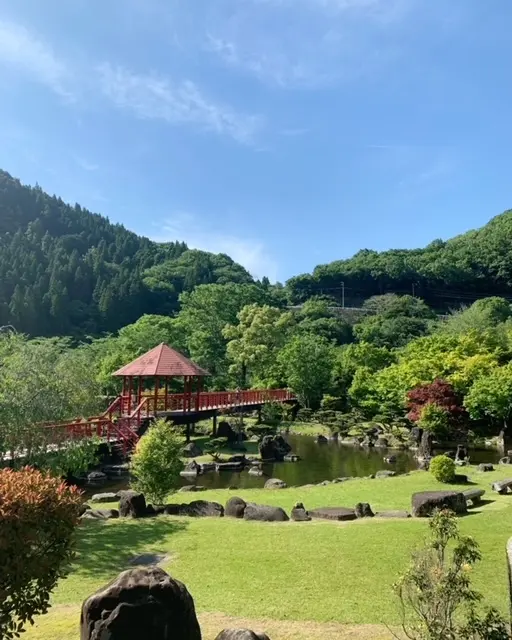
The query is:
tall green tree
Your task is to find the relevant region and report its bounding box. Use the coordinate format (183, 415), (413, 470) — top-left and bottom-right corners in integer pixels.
(278, 334), (334, 407)
(223, 304), (294, 387)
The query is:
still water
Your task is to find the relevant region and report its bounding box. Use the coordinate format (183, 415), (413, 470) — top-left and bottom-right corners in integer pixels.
(179, 435), (501, 491)
(89, 435), (501, 496)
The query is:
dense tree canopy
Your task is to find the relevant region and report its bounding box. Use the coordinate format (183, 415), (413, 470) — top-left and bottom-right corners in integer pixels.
(0, 171), (255, 337)
(285, 210), (512, 309)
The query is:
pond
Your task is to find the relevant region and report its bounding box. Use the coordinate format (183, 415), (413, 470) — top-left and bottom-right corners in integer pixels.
(90, 434), (502, 495)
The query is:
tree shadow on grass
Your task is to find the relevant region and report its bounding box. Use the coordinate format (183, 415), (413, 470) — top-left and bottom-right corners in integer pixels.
(73, 518), (189, 578)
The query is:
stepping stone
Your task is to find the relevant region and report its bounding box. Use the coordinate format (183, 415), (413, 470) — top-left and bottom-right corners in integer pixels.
(309, 507), (357, 521)
(492, 478), (512, 494)
(375, 510), (411, 519)
(463, 488), (485, 507)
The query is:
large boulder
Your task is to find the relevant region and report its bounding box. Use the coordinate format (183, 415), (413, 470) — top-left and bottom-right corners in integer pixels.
(264, 478), (287, 490)
(374, 437), (389, 448)
(225, 496), (247, 519)
(182, 442), (203, 458)
(291, 502), (311, 522)
(119, 491), (147, 518)
(258, 435), (292, 461)
(87, 471), (107, 486)
(478, 463), (494, 472)
(316, 435), (328, 444)
(215, 631), (270, 640)
(165, 500), (224, 518)
(80, 567), (201, 640)
(243, 503), (289, 522)
(411, 491), (467, 518)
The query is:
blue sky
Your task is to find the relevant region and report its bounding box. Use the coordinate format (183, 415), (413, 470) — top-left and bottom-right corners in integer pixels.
(0, 0), (511, 283)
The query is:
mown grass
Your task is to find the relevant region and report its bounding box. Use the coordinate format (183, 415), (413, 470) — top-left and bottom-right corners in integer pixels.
(25, 466), (512, 639)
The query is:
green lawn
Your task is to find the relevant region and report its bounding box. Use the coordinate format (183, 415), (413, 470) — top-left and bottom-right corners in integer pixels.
(25, 466), (512, 639)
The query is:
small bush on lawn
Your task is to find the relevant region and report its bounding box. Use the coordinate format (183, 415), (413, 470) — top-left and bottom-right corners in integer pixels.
(130, 419), (183, 504)
(395, 509), (508, 639)
(296, 407), (314, 422)
(0, 467), (82, 640)
(429, 455), (456, 483)
(320, 395), (345, 411)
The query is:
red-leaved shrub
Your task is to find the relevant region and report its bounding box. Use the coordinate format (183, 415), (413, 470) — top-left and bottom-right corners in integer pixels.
(0, 467), (82, 639)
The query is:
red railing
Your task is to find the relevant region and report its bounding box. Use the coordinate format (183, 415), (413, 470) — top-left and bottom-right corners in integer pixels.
(41, 388), (295, 452)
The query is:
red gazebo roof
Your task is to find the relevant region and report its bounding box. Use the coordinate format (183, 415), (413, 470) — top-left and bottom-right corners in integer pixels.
(112, 343), (210, 378)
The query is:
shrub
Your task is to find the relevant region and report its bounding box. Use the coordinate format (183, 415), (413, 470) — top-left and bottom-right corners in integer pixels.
(296, 407), (314, 422)
(261, 402), (284, 426)
(320, 395), (345, 411)
(429, 455), (456, 483)
(418, 403), (451, 437)
(394, 509), (508, 640)
(0, 467), (82, 639)
(130, 419), (183, 504)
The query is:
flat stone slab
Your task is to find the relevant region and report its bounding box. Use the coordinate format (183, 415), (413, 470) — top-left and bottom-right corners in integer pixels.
(309, 507), (357, 521)
(463, 488), (485, 506)
(90, 492), (118, 503)
(375, 510), (411, 518)
(492, 478), (512, 494)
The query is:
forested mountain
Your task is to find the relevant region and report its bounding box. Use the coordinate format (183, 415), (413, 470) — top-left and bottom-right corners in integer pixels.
(0, 170), (252, 336)
(287, 211), (512, 310)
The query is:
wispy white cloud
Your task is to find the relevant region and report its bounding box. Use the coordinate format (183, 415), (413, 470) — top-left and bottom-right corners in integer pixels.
(0, 20), (71, 98)
(204, 0), (411, 89)
(97, 63), (262, 144)
(154, 212), (279, 282)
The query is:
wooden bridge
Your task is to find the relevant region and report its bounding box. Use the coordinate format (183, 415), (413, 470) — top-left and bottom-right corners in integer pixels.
(43, 344), (295, 454)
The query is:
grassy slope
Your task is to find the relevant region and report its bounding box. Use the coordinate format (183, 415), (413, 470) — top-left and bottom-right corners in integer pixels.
(25, 466), (512, 639)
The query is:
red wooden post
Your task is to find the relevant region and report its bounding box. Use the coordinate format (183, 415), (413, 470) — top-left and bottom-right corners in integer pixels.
(164, 377), (169, 411)
(195, 376), (202, 411)
(127, 376), (132, 415)
(138, 376), (142, 407)
(154, 376), (159, 413)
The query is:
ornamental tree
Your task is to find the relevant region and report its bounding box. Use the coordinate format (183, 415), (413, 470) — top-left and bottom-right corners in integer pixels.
(0, 467), (82, 639)
(406, 379), (467, 426)
(130, 419), (183, 504)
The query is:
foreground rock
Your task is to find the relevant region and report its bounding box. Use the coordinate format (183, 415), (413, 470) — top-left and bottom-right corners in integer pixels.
(119, 491), (147, 518)
(215, 631), (270, 640)
(225, 496), (247, 518)
(80, 567), (201, 640)
(264, 478), (287, 490)
(291, 502), (311, 522)
(411, 491), (467, 517)
(309, 507), (357, 521)
(243, 503), (289, 522)
(165, 500), (224, 518)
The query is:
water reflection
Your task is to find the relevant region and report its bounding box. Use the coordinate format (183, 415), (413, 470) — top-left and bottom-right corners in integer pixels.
(179, 435), (501, 490)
